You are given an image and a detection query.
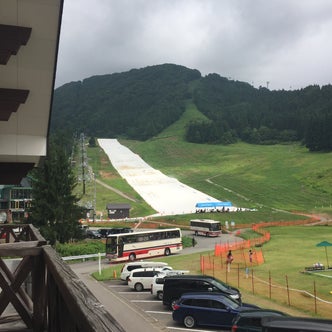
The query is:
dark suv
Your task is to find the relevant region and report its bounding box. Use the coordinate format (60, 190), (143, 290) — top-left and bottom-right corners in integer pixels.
(162, 274), (241, 309)
(231, 309), (287, 332)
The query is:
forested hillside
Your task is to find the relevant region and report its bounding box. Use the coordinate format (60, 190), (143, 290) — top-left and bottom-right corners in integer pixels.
(51, 63), (332, 151)
(191, 74), (332, 150)
(51, 64), (200, 140)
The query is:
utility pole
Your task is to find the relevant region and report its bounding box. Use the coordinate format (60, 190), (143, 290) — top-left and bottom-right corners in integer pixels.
(81, 133), (86, 195)
(93, 172), (96, 222)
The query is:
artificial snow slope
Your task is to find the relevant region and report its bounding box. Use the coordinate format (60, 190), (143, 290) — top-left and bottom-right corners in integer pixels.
(98, 138), (219, 216)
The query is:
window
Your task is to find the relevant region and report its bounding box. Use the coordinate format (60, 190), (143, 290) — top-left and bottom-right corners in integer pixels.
(134, 271), (155, 277)
(210, 300), (226, 310)
(196, 281), (211, 291)
(191, 299), (210, 308)
(128, 265), (141, 271)
(249, 317), (262, 327)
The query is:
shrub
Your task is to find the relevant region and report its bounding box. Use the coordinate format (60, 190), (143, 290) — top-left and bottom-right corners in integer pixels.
(55, 240), (105, 257)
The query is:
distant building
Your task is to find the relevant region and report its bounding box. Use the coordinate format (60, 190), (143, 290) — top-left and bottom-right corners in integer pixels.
(106, 203), (131, 219)
(0, 184), (33, 222)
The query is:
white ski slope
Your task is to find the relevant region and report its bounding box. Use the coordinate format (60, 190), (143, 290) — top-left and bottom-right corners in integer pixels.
(98, 138), (220, 216)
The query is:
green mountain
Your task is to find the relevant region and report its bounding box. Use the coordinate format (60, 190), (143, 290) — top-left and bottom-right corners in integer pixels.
(51, 64), (200, 141)
(51, 64), (332, 151)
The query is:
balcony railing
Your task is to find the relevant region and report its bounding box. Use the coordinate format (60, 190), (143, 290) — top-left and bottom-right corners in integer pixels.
(0, 224), (124, 331)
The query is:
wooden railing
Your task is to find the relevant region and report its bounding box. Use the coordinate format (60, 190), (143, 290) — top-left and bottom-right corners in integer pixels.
(0, 224), (124, 331)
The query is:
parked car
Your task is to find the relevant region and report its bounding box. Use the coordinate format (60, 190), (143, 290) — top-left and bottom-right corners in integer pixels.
(172, 292), (259, 329)
(261, 316), (332, 332)
(151, 275), (166, 300)
(86, 229), (102, 239)
(162, 274), (241, 309)
(151, 269), (190, 300)
(128, 267), (170, 291)
(120, 261), (171, 281)
(231, 309), (288, 332)
(99, 227), (132, 238)
(79, 224), (89, 237)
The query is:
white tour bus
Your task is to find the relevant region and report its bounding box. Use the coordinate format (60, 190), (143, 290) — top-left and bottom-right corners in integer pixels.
(190, 219), (221, 237)
(105, 228), (182, 262)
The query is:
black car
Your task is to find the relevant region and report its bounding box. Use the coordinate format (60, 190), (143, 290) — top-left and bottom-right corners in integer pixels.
(86, 229), (102, 239)
(162, 274), (241, 309)
(261, 316), (332, 332)
(99, 227), (132, 238)
(231, 309), (288, 332)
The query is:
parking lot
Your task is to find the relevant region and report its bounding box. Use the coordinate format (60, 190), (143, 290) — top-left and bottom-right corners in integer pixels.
(102, 278), (229, 332)
(71, 231), (241, 331)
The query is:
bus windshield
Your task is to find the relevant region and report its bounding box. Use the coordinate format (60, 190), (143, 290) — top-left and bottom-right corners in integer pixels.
(210, 223), (221, 231)
(105, 236), (117, 254)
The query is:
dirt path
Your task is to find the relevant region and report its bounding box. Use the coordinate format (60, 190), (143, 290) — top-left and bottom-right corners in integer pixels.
(95, 178), (136, 202)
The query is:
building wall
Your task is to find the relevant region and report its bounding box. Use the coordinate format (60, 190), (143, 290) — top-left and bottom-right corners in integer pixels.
(107, 208), (130, 219)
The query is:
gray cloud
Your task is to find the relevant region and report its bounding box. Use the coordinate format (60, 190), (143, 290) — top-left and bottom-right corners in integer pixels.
(55, 0), (332, 90)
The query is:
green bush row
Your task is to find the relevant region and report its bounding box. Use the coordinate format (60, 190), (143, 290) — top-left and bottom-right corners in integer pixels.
(55, 240), (105, 256)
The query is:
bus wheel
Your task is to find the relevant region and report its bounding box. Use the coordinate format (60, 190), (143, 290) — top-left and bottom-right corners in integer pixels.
(164, 248), (171, 256)
(129, 253), (136, 261)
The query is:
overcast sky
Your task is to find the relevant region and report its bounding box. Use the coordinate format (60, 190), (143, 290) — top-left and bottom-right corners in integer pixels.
(55, 0), (332, 91)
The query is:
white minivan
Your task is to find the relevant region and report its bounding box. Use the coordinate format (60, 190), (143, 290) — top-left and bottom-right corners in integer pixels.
(127, 267), (168, 291)
(120, 261), (170, 281)
(150, 270), (190, 300)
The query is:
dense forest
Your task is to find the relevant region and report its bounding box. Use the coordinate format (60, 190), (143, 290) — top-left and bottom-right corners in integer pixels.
(51, 64), (332, 151)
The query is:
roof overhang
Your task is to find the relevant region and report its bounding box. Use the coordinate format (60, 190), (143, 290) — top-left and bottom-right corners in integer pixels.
(0, 0), (64, 184)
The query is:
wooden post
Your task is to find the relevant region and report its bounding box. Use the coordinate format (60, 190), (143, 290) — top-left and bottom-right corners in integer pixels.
(269, 270), (272, 299)
(285, 275), (290, 306)
(32, 254), (47, 331)
(314, 281), (317, 314)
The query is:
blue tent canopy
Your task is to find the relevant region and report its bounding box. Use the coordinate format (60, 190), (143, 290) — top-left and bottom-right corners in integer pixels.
(195, 201), (232, 209)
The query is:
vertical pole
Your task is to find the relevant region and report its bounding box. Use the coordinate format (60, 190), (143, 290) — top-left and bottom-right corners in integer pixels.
(237, 263), (240, 288)
(81, 134), (85, 195)
(32, 255), (47, 330)
(314, 281), (317, 314)
(269, 270), (272, 299)
(286, 275), (290, 306)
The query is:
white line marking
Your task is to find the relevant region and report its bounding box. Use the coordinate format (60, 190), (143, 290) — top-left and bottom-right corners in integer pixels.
(130, 300), (160, 303)
(118, 291), (146, 294)
(167, 327), (216, 332)
(146, 310), (172, 315)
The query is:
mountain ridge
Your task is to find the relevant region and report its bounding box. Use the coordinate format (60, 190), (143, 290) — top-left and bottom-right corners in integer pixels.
(51, 63), (332, 151)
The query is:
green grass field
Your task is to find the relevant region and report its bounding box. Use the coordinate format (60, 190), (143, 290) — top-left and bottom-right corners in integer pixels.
(94, 225), (332, 318)
(79, 101), (332, 222)
(81, 101), (332, 317)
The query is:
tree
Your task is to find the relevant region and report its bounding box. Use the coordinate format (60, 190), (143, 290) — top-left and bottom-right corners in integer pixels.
(88, 136), (97, 147)
(28, 135), (83, 244)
